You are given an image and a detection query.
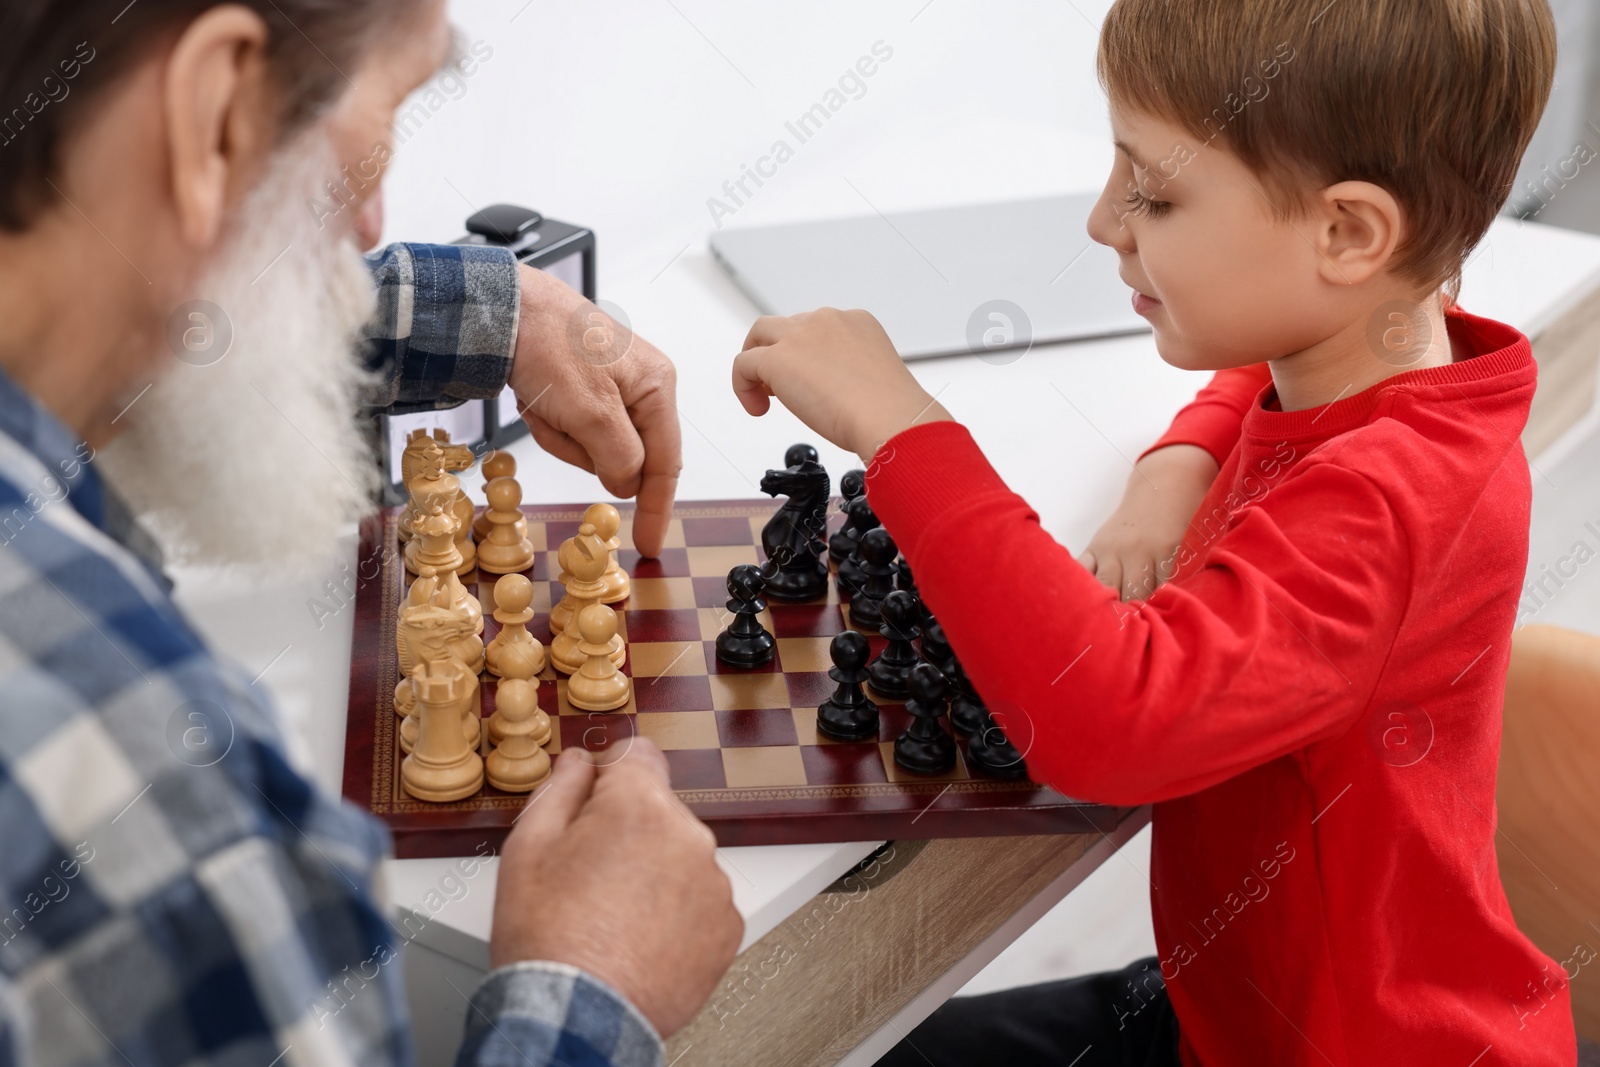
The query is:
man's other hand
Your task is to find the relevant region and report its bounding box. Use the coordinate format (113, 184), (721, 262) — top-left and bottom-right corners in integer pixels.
(507, 265), (682, 558)
(489, 739), (742, 1038)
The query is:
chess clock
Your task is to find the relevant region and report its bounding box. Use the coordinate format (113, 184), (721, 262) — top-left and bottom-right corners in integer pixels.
(374, 204), (597, 503)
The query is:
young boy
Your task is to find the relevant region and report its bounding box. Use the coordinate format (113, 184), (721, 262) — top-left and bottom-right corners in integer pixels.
(731, 1), (1578, 1064)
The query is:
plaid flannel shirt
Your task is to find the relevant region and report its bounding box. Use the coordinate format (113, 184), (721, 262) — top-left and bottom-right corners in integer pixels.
(363, 243), (524, 413)
(0, 243), (663, 1067)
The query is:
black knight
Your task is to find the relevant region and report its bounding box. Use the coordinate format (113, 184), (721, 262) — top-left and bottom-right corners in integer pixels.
(759, 443), (831, 602)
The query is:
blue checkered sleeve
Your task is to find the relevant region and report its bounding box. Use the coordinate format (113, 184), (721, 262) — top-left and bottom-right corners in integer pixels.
(363, 243), (522, 414)
(458, 964), (664, 1067)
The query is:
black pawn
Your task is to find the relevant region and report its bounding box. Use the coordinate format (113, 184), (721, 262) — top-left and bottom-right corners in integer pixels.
(836, 494), (880, 597)
(899, 558), (938, 628)
(816, 630), (879, 742)
(848, 527), (898, 630)
(830, 469), (867, 563)
(785, 442), (820, 467)
(894, 663), (956, 775)
(868, 590), (922, 699)
(715, 564), (775, 668)
(920, 618), (953, 672)
(966, 708), (1028, 780)
(897, 555), (918, 593)
(947, 655), (988, 737)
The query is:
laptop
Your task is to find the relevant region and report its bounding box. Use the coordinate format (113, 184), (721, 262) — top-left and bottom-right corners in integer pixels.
(709, 193), (1149, 361)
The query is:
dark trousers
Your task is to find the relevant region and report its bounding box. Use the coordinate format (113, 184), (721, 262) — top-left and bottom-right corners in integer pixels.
(876, 957), (1181, 1067)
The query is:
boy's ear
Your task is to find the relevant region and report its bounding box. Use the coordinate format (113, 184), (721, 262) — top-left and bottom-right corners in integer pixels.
(1313, 181), (1403, 288)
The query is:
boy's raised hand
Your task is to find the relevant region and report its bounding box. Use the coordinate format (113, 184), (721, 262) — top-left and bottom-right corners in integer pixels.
(733, 309), (952, 462)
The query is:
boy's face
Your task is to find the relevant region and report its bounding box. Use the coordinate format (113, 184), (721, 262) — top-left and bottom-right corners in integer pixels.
(1087, 105), (1344, 371)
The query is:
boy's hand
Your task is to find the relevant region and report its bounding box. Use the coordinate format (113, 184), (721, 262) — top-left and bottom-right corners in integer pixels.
(733, 309), (952, 462)
(1079, 444), (1219, 600)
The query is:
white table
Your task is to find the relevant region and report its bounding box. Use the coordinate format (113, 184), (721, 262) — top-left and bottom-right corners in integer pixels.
(170, 1), (1600, 1059)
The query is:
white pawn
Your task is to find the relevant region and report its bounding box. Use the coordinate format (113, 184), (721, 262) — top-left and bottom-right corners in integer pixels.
(486, 679), (552, 792)
(474, 451), (528, 543)
(477, 476), (536, 575)
(566, 604), (632, 712)
(487, 573), (546, 677)
(488, 675), (551, 749)
(494, 633), (544, 684)
(584, 503), (631, 604)
(402, 661), (485, 802)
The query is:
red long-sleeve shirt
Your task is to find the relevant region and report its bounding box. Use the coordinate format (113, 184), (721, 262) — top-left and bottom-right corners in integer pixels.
(867, 306), (1575, 1066)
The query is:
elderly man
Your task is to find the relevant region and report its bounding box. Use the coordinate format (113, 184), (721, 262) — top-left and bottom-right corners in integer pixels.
(0, 1), (741, 1065)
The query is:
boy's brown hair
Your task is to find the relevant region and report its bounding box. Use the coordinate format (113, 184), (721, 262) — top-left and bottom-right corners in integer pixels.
(1098, 0), (1556, 294)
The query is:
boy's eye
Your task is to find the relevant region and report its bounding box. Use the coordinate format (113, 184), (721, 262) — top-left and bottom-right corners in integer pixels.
(1123, 189), (1172, 219)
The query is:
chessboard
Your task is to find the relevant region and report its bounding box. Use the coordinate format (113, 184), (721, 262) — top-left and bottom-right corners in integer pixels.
(342, 499), (1123, 859)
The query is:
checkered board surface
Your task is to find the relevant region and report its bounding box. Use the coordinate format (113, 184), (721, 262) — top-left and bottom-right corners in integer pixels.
(342, 500), (1121, 858)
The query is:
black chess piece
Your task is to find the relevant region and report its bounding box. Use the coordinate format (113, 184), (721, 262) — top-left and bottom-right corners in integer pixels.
(816, 630), (880, 742)
(868, 590), (922, 699)
(920, 618), (953, 672)
(830, 468), (867, 563)
(896, 556), (918, 594)
(897, 557), (938, 628)
(759, 445), (830, 602)
(836, 494), (880, 598)
(848, 527), (898, 630)
(966, 707), (1028, 780)
(715, 563), (776, 668)
(785, 442), (820, 467)
(946, 654), (988, 738)
(894, 663), (956, 775)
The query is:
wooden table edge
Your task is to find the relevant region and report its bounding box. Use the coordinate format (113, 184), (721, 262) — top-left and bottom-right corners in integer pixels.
(666, 806), (1153, 1067)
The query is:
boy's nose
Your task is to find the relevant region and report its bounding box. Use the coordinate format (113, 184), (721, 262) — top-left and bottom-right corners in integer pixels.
(1086, 188), (1135, 254)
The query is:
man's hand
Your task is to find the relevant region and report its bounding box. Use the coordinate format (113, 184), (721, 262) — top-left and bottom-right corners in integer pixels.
(733, 309), (952, 463)
(489, 740), (742, 1039)
(1079, 444), (1219, 600)
(507, 265), (682, 558)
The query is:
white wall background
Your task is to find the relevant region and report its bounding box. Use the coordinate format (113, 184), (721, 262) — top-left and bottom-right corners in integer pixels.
(381, 1), (1120, 259)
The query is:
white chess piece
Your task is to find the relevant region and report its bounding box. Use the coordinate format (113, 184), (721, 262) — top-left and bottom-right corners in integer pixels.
(583, 503), (631, 604)
(486, 678), (552, 792)
(395, 583), (481, 754)
(487, 573), (546, 677)
(477, 476), (536, 575)
(566, 604), (631, 712)
(551, 524), (624, 674)
(474, 451), (528, 543)
(403, 441), (475, 574)
(487, 675), (552, 749)
(401, 660), (485, 802)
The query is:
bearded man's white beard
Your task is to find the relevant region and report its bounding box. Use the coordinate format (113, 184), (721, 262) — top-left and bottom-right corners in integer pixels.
(98, 132), (381, 573)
